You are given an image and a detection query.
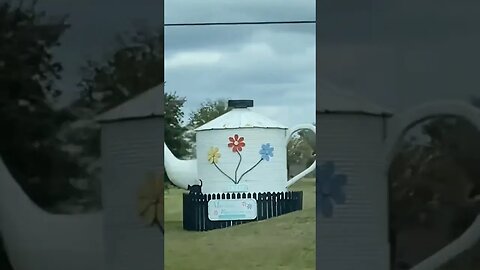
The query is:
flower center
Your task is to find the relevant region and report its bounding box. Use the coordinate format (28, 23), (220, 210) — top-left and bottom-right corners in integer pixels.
(234, 141), (239, 145)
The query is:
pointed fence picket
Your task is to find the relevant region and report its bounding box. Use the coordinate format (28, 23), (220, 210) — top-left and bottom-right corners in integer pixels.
(182, 191), (303, 231)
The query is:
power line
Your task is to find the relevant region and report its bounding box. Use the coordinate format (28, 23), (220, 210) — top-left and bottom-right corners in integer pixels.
(164, 20), (316, 27)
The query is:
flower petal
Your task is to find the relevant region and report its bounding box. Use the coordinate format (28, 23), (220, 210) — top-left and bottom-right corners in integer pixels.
(319, 196), (334, 218)
(228, 143), (234, 148)
(330, 175), (347, 204)
(238, 137), (245, 142)
(229, 137), (235, 142)
(322, 161), (335, 178)
(234, 134), (239, 140)
(331, 188), (346, 204)
(321, 176), (332, 194)
(138, 198), (151, 213)
(333, 174), (347, 187)
(138, 182), (157, 199)
(239, 142), (245, 147)
(142, 205), (156, 225)
(316, 166), (329, 181)
(156, 203), (164, 229)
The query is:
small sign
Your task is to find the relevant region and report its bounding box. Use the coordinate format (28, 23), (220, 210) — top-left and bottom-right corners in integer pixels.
(208, 198), (257, 221)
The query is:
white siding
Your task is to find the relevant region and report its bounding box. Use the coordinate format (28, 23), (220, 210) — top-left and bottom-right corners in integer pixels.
(97, 85), (164, 122)
(101, 117), (163, 270)
(317, 113), (390, 270)
(196, 128), (288, 193)
(317, 80), (393, 115)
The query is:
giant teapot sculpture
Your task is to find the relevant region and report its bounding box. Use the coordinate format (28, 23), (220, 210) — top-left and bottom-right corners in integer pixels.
(164, 100), (316, 194)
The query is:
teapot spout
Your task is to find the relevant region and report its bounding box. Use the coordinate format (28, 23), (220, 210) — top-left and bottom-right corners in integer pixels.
(0, 157), (105, 270)
(164, 143), (198, 190)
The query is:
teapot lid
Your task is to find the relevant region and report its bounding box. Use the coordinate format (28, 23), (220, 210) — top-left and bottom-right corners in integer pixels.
(195, 99), (287, 131)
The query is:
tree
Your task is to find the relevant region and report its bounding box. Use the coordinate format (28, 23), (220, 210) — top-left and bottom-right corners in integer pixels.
(287, 132), (315, 177)
(419, 101), (480, 201)
(298, 126), (316, 152)
(390, 97), (480, 233)
(78, 26), (164, 112)
(187, 99), (231, 129)
(0, 2), (85, 208)
(185, 99), (231, 157)
(164, 92), (190, 159)
(69, 26), (165, 195)
(76, 27), (191, 186)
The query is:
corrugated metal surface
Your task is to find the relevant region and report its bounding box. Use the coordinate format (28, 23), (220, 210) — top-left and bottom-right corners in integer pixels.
(317, 80), (393, 116)
(101, 117), (164, 270)
(317, 113), (390, 270)
(97, 84), (164, 122)
(196, 128), (289, 193)
(195, 108), (287, 131)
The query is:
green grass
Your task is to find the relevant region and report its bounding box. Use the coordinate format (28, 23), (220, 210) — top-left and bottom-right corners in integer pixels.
(164, 178), (316, 270)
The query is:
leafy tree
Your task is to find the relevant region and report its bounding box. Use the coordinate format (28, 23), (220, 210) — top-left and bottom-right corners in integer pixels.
(397, 97), (480, 269)
(185, 99), (231, 157)
(298, 126), (316, 152)
(187, 99), (231, 130)
(71, 27), (165, 194)
(164, 92), (190, 158)
(0, 1), (84, 208)
(76, 27), (190, 186)
(418, 97), (480, 201)
(287, 131), (315, 177)
(390, 97), (480, 265)
(78, 26), (164, 112)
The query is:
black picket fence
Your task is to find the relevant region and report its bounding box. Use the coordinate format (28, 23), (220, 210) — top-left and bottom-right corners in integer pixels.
(183, 191), (303, 231)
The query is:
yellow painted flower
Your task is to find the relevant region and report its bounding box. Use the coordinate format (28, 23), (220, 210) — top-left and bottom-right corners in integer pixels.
(137, 171), (164, 233)
(207, 147), (221, 164)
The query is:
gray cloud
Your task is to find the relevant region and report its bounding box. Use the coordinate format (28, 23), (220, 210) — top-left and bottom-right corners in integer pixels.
(165, 0), (314, 23)
(165, 0), (316, 127)
(36, 0), (163, 104)
(35, 0), (480, 121)
(318, 0), (480, 114)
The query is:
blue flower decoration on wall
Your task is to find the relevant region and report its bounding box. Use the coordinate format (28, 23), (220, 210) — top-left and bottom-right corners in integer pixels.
(259, 143), (274, 161)
(317, 161), (347, 218)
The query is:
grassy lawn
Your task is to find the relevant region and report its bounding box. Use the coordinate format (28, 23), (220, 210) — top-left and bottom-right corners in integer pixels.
(164, 178), (316, 270)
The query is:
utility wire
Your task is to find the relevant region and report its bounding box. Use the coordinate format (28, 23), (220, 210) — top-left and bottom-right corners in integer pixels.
(165, 20), (316, 27)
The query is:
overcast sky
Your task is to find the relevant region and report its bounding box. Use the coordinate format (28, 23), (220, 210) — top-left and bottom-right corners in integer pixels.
(318, 1), (480, 113)
(34, 0), (315, 127)
(35, 0), (162, 106)
(36, 0), (480, 127)
(164, 0), (316, 127)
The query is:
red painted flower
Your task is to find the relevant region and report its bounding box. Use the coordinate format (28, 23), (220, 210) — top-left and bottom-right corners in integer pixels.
(228, 134), (245, 152)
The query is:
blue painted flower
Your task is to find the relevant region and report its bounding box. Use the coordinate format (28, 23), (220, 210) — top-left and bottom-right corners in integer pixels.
(259, 143), (274, 161)
(317, 161), (347, 218)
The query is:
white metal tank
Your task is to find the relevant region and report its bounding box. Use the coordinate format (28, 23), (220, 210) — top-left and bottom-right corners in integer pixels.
(97, 85), (164, 270)
(195, 100), (316, 194)
(316, 84), (393, 270)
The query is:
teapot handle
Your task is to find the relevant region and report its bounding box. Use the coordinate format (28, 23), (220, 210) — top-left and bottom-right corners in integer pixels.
(285, 124), (316, 188)
(386, 101), (480, 270)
